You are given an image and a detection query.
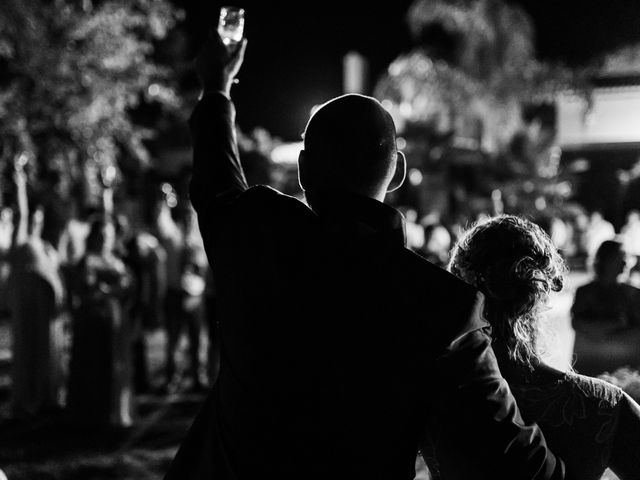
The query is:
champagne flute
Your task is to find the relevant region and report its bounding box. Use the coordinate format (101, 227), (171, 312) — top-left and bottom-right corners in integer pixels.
(217, 6), (245, 47)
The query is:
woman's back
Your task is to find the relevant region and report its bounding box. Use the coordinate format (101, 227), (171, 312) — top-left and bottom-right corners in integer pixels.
(498, 354), (640, 480)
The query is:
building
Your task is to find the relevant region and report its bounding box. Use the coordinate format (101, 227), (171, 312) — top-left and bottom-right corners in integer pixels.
(557, 53), (640, 228)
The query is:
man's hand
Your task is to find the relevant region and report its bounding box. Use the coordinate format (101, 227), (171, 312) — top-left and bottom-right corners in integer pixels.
(195, 31), (247, 98)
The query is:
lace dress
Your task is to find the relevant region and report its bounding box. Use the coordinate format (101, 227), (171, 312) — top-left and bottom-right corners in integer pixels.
(420, 349), (640, 479)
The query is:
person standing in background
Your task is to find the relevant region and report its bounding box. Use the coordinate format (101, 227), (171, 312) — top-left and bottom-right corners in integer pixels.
(571, 239), (640, 375)
(67, 216), (135, 428)
(178, 206), (208, 392)
(151, 185), (185, 392)
(153, 187), (208, 393)
(583, 211), (616, 263)
(620, 210), (640, 284)
(8, 157), (67, 417)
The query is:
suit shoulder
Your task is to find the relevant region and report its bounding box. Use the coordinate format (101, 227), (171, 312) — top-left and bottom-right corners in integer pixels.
(395, 246), (478, 298)
(236, 186), (311, 213)
(232, 186), (316, 231)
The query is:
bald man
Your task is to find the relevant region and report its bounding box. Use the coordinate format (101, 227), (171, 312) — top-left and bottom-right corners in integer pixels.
(164, 33), (568, 480)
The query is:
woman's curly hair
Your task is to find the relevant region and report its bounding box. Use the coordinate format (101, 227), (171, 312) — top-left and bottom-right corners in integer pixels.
(447, 215), (567, 368)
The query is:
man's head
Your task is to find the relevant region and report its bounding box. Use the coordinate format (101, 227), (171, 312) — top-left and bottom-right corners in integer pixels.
(298, 94), (400, 203)
(594, 239), (631, 281)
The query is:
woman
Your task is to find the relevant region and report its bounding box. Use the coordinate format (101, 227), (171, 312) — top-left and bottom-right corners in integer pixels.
(443, 214), (640, 480)
(67, 217), (134, 428)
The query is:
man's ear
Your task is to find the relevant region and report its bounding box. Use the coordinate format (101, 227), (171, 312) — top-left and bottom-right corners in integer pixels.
(297, 149), (308, 191)
(386, 151), (406, 194)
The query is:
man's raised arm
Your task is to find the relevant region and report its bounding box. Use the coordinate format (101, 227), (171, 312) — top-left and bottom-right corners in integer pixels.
(189, 33), (248, 221)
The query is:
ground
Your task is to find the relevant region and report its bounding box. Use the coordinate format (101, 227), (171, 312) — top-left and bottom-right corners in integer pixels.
(0, 326), (203, 479)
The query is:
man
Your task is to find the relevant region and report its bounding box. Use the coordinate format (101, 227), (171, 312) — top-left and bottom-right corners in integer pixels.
(165, 33), (568, 479)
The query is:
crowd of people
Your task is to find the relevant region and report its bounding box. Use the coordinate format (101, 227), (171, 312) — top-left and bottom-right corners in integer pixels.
(402, 204), (640, 274)
(0, 161), (217, 429)
(4, 155), (639, 431)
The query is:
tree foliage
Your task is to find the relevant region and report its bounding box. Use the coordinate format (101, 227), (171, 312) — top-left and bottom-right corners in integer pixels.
(375, 0), (579, 154)
(374, 0), (595, 223)
(0, 0), (183, 206)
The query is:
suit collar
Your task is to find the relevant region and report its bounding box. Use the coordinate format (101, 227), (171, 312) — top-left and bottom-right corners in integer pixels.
(308, 190), (406, 247)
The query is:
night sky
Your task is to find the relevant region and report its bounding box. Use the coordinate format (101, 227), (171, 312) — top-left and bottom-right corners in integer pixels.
(176, 0), (640, 141)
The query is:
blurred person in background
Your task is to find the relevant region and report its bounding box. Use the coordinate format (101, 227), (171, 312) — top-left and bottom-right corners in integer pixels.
(572, 209), (591, 268)
(448, 214), (640, 480)
(8, 159), (67, 417)
(573, 239), (640, 331)
(58, 201), (94, 266)
(571, 239), (640, 375)
(620, 210), (640, 285)
(150, 184), (184, 392)
(67, 216), (135, 428)
(422, 221), (452, 267)
(0, 207), (13, 257)
(532, 215), (571, 262)
(549, 216), (569, 253)
(238, 126), (273, 187)
(551, 209), (585, 270)
(152, 186), (208, 393)
(0, 206), (14, 318)
(177, 206), (209, 392)
(116, 199), (167, 394)
(583, 210), (616, 263)
(401, 207), (425, 255)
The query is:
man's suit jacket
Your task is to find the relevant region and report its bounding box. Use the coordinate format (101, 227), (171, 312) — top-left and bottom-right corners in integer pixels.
(164, 93), (566, 480)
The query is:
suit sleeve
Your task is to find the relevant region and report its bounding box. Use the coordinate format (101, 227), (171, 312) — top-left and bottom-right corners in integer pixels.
(609, 392), (640, 479)
(188, 93), (249, 247)
(428, 293), (568, 480)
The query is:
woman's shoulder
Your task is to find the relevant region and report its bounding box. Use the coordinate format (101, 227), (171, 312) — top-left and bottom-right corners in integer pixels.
(506, 364), (629, 477)
(562, 370), (625, 407)
(508, 363), (625, 427)
(540, 364), (624, 405)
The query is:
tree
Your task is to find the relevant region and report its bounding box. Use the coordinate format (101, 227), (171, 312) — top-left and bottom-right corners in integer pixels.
(0, 0), (183, 208)
(375, 0), (582, 221)
(376, 0), (577, 153)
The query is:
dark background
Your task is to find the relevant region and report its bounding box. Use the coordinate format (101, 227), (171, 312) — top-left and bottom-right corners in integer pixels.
(175, 0), (640, 141)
